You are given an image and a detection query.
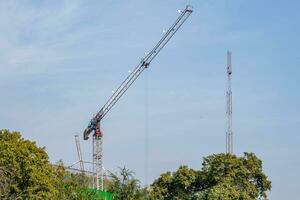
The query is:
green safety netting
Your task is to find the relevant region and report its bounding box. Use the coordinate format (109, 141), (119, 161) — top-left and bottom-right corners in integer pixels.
(82, 188), (113, 200)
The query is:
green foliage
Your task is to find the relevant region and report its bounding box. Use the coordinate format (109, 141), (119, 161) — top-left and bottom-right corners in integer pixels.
(0, 129), (271, 200)
(200, 153), (271, 200)
(0, 166), (17, 199)
(53, 162), (92, 200)
(107, 166), (145, 200)
(148, 166), (198, 200)
(149, 153), (271, 200)
(0, 129), (91, 199)
(0, 129), (59, 199)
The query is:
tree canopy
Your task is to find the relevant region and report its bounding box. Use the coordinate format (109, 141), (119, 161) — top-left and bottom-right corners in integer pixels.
(0, 129), (271, 199)
(149, 153), (271, 200)
(0, 130), (90, 199)
(0, 129), (60, 199)
(107, 167), (146, 200)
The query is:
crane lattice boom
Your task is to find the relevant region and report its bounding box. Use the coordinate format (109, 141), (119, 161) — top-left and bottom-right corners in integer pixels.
(83, 5), (193, 140)
(82, 5), (193, 190)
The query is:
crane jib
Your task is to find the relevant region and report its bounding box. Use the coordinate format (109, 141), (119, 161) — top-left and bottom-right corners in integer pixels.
(83, 5), (193, 140)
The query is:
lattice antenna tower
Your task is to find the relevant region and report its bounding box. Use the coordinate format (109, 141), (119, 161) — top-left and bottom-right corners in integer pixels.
(226, 51), (233, 154)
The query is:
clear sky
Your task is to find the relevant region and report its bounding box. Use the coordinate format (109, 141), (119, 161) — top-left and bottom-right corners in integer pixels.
(0, 0), (299, 199)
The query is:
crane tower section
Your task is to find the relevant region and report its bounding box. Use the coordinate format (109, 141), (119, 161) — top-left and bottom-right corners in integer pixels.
(83, 5), (193, 190)
(226, 51), (233, 154)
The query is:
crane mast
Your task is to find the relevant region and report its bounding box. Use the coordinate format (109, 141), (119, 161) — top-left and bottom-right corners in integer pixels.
(83, 5), (193, 190)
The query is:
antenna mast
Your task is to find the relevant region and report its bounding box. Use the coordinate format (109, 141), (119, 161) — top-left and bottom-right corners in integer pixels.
(226, 51), (233, 154)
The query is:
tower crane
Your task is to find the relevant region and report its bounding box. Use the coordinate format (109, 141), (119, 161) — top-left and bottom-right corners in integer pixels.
(83, 5), (193, 190)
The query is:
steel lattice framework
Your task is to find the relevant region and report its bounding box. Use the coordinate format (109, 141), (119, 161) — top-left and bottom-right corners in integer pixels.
(226, 51), (233, 154)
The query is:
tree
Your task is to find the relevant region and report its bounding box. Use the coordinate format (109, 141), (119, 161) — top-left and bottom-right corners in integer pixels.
(0, 166), (17, 199)
(148, 166), (198, 200)
(107, 166), (145, 200)
(0, 129), (115, 199)
(0, 129), (271, 199)
(149, 153), (271, 200)
(199, 153), (271, 200)
(0, 129), (60, 199)
(53, 161), (92, 200)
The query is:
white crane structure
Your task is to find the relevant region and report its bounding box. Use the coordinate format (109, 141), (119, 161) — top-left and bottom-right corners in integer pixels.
(83, 5), (193, 190)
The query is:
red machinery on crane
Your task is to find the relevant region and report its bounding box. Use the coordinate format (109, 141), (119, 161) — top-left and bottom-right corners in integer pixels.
(83, 5), (193, 190)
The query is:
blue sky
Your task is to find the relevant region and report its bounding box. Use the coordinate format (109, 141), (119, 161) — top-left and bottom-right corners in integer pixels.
(0, 0), (299, 199)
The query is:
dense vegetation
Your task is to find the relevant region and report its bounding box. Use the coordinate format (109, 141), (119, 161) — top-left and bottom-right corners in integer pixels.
(148, 153), (271, 200)
(0, 130), (95, 199)
(0, 130), (271, 199)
